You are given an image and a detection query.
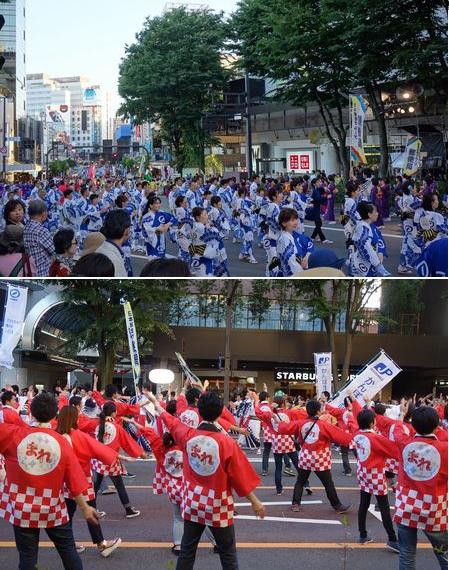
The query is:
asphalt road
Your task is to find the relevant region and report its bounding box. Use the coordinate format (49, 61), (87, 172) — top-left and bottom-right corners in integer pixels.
(0, 450), (435, 570)
(131, 218), (406, 278)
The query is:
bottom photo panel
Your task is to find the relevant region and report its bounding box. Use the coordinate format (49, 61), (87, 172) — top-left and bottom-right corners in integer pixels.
(0, 277), (447, 570)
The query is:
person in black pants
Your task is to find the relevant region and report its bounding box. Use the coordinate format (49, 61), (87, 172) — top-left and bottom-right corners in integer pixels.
(310, 178), (333, 244)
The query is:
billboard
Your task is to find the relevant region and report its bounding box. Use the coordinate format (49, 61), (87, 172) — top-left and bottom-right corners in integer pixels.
(83, 86), (100, 107)
(45, 105), (71, 142)
(286, 150), (315, 173)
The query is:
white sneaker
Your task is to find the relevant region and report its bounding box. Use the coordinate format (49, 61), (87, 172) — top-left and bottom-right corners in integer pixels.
(98, 538), (122, 558)
(323, 239), (334, 244)
(76, 544), (85, 553)
(249, 257), (258, 264)
(397, 265), (413, 274)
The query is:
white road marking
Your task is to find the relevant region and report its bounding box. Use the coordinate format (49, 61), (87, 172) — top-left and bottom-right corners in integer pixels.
(304, 224), (402, 239)
(235, 515), (342, 525)
(368, 504), (394, 522)
(234, 500), (323, 507)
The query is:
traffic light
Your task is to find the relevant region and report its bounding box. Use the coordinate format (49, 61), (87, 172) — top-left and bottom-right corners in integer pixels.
(0, 15), (5, 71)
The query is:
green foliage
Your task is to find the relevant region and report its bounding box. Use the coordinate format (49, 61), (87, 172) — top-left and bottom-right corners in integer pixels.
(205, 153), (224, 176)
(48, 160), (69, 176)
(53, 280), (183, 384)
(118, 7), (229, 172)
(381, 281), (425, 333)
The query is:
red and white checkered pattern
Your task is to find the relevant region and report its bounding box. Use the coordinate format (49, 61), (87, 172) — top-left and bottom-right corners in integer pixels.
(298, 447), (332, 472)
(0, 454), (4, 470)
(261, 424), (273, 444)
(91, 457), (124, 477)
(385, 457), (399, 475)
(152, 469), (168, 495)
(357, 466), (388, 496)
(166, 477), (183, 506)
(271, 434), (295, 454)
(394, 486), (448, 532)
(64, 475), (95, 502)
(0, 481), (69, 528)
(181, 482), (235, 527)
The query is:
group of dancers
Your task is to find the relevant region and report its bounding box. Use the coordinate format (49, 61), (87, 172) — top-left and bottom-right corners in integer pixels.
(0, 375), (447, 569)
(0, 168), (446, 277)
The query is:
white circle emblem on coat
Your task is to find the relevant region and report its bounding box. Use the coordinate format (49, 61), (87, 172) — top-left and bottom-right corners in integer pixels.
(17, 432), (61, 476)
(301, 421), (320, 444)
(164, 449), (184, 478)
(186, 435), (220, 476)
(353, 434), (371, 462)
(403, 442), (441, 482)
(95, 422), (117, 445)
(179, 409), (200, 428)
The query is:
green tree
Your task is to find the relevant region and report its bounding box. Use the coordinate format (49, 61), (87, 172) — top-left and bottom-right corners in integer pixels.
(232, 0), (353, 179)
(54, 280), (182, 386)
(118, 7), (229, 173)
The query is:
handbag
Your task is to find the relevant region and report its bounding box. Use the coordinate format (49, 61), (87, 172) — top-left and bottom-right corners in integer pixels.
(9, 253), (33, 277)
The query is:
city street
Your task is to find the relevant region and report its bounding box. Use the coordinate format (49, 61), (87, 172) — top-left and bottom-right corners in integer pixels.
(0, 451), (433, 570)
(131, 217), (405, 278)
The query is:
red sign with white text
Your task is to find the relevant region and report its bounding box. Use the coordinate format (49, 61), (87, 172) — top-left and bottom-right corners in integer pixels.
(289, 154), (299, 170)
(300, 155), (310, 170)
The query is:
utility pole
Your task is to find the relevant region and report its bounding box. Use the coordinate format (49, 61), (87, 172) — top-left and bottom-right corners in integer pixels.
(223, 280), (239, 404)
(244, 72), (253, 178)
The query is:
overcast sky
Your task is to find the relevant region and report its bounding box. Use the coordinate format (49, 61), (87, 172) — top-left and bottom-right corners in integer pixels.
(27, 0), (238, 118)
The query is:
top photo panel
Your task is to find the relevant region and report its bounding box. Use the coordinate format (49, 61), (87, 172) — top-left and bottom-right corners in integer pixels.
(0, 0), (447, 278)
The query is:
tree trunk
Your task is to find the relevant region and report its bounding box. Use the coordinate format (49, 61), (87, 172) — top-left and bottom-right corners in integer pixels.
(223, 280), (239, 404)
(366, 84), (389, 177)
(97, 345), (117, 387)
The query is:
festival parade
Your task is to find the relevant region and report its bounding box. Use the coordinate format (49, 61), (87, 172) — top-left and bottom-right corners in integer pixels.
(0, 1), (447, 570)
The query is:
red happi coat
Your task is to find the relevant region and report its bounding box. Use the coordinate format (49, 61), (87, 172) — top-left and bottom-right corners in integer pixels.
(0, 423), (88, 528)
(392, 427), (448, 532)
(1, 405), (28, 427)
(62, 428), (118, 501)
(351, 429), (399, 495)
(177, 395), (236, 431)
(91, 391), (141, 419)
(138, 426), (184, 506)
(90, 417), (143, 476)
(162, 412), (260, 527)
(277, 416), (352, 471)
(256, 402), (274, 444)
(256, 406), (296, 453)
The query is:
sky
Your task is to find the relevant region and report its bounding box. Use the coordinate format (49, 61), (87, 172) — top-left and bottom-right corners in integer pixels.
(26, 0), (238, 119)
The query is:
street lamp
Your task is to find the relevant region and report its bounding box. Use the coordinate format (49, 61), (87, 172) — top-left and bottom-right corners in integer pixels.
(148, 368), (175, 385)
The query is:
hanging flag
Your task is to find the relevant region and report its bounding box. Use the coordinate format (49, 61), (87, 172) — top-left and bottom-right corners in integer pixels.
(314, 352), (333, 395)
(122, 300), (141, 386)
(403, 136), (422, 176)
(350, 95), (368, 165)
(329, 350), (402, 409)
(0, 285), (28, 369)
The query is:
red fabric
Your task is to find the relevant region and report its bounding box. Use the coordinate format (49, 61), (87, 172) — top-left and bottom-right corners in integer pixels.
(48, 261), (71, 278)
(91, 391), (140, 418)
(179, 406), (201, 428)
(161, 412), (260, 527)
(392, 428), (448, 532)
(64, 428), (118, 476)
(0, 423), (88, 528)
(1, 406), (28, 427)
(57, 394), (69, 411)
(176, 394), (188, 415)
(256, 407), (295, 453)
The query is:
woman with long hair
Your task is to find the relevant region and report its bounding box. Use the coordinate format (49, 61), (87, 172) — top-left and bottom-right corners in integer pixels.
(56, 406), (122, 558)
(92, 401), (146, 518)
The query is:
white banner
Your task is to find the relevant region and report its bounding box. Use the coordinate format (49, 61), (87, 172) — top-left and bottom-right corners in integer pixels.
(123, 301), (141, 386)
(0, 285), (28, 369)
(314, 352), (333, 395)
(330, 350), (402, 409)
(175, 352), (202, 386)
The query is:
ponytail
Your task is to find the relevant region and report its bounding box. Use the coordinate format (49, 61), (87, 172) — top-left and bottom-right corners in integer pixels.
(162, 432), (175, 448)
(97, 401), (116, 443)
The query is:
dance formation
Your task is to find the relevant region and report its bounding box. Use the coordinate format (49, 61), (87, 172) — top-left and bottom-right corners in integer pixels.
(0, 168), (446, 277)
(0, 378), (447, 569)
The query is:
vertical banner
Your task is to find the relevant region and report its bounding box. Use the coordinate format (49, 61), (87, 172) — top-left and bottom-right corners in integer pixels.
(0, 285), (28, 369)
(314, 352), (333, 395)
(330, 350), (402, 408)
(350, 95), (368, 165)
(403, 136), (422, 176)
(122, 301), (141, 386)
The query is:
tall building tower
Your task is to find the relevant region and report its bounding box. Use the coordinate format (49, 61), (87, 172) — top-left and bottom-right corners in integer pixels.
(0, 0), (26, 118)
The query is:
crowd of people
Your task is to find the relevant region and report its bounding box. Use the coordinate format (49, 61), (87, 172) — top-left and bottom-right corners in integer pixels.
(0, 376), (447, 569)
(0, 167), (446, 278)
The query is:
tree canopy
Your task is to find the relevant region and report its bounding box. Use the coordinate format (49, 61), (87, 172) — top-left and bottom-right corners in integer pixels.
(118, 7), (229, 173)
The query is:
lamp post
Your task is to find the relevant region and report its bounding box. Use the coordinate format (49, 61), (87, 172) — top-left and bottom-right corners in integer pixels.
(244, 72), (253, 178)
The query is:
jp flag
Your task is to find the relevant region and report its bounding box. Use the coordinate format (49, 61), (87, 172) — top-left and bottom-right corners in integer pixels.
(330, 350), (402, 408)
(0, 285), (28, 369)
(123, 300), (141, 386)
(314, 352), (332, 395)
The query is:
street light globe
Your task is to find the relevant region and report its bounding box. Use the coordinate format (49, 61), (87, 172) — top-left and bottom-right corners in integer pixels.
(408, 106), (415, 113)
(402, 92), (411, 99)
(149, 368), (175, 385)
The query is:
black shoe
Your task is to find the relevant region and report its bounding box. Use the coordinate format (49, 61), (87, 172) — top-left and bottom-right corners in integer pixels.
(335, 504), (351, 514)
(125, 507), (140, 518)
(123, 472), (136, 479)
(171, 546), (181, 556)
(359, 536), (373, 545)
(305, 487), (313, 495)
(213, 546), (220, 554)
